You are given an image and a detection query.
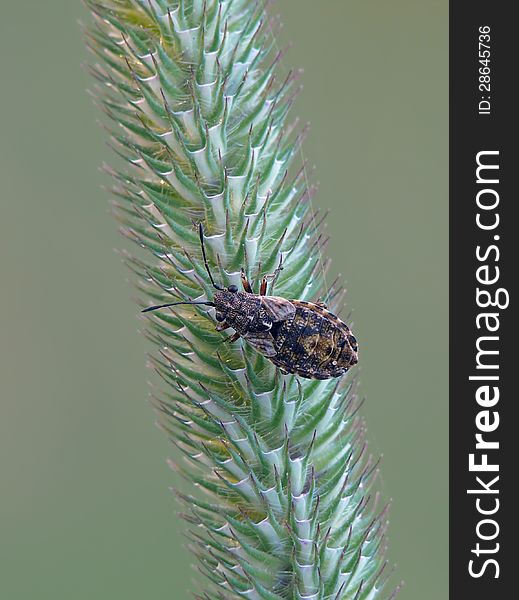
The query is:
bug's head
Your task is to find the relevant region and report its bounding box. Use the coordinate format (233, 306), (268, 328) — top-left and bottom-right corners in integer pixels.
(196, 222), (243, 320)
(213, 284), (241, 322)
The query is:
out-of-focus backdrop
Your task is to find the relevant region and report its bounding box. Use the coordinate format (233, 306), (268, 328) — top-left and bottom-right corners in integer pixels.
(0, 1), (447, 599)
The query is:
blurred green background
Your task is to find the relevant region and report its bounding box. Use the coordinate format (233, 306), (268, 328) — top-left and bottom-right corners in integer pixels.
(0, 1), (447, 599)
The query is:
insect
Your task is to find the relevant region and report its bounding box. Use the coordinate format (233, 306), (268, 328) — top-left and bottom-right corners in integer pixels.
(142, 224), (358, 380)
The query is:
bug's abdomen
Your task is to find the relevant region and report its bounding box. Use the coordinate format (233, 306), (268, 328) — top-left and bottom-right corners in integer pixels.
(270, 302), (358, 379)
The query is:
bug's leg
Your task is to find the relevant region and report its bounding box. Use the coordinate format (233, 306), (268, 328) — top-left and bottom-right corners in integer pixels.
(217, 323), (240, 343)
(259, 277), (268, 296)
(240, 268), (254, 293)
(223, 332), (241, 343)
(263, 255), (284, 295)
(316, 299), (328, 309)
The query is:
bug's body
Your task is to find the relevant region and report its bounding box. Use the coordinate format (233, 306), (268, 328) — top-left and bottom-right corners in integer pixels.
(143, 225), (358, 380)
(268, 300), (358, 379)
(212, 290), (357, 379)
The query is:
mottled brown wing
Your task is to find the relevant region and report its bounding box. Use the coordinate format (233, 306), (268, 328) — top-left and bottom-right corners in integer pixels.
(243, 332), (278, 357)
(260, 296), (296, 322)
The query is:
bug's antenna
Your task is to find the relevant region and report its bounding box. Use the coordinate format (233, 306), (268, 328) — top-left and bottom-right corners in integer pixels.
(142, 300), (216, 313)
(199, 223), (224, 290)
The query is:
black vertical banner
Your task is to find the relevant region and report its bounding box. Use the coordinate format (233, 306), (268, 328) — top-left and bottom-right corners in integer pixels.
(450, 1), (515, 597)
